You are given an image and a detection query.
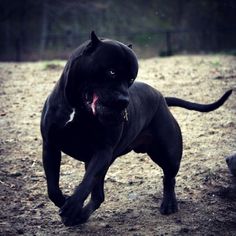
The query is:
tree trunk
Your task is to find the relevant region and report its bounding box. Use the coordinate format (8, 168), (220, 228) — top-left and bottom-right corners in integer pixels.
(40, 0), (48, 59)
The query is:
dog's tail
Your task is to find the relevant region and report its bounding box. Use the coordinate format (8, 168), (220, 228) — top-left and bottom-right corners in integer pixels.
(165, 89), (232, 112)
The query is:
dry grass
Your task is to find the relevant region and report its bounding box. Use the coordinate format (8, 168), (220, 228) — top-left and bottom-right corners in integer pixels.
(0, 55), (236, 235)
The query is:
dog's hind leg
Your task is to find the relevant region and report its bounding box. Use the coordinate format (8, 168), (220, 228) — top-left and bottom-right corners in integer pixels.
(160, 168), (179, 215)
(147, 105), (182, 215)
(148, 147), (181, 215)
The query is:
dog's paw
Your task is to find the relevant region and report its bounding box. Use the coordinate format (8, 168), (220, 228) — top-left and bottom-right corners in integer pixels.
(74, 212), (90, 225)
(59, 195), (83, 226)
(49, 190), (68, 208)
(160, 199), (178, 215)
(60, 208), (90, 226)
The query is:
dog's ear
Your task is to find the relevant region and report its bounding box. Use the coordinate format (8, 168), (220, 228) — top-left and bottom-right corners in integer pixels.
(83, 31), (101, 55)
(91, 31), (100, 44)
(64, 58), (80, 107)
(128, 44), (132, 49)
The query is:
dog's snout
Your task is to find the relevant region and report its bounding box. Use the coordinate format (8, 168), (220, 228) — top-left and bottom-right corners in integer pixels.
(114, 95), (129, 110)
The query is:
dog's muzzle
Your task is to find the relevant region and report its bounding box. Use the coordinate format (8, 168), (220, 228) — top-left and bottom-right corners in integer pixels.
(85, 92), (129, 124)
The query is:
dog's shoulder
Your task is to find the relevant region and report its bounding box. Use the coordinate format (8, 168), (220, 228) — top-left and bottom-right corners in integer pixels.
(40, 89), (73, 140)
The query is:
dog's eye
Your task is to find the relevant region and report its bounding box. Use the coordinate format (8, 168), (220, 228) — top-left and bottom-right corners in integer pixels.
(108, 69), (116, 78)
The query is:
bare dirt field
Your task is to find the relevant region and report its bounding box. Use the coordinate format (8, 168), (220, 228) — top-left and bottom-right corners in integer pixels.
(0, 55), (236, 236)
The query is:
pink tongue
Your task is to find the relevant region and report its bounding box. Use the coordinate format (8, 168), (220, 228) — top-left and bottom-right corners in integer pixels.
(91, 93), (98, 115)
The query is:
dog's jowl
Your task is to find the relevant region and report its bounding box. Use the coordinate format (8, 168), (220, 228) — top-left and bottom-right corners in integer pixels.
(41, 31), (232, 226)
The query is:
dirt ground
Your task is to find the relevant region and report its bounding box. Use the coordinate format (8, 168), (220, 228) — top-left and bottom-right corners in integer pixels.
(0, 55), (236, 236)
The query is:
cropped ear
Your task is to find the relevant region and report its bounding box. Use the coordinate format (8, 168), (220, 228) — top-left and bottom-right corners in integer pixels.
(91, 31), (100, 44)
(128, 44), (132, 49)
(83, 31), (101, 55)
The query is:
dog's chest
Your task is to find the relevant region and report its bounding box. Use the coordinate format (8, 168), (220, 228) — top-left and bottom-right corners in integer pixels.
(56, 118), (105, 161)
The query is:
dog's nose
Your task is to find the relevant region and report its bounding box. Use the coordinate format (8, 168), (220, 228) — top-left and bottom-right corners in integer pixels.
(113, 95), (129, 110)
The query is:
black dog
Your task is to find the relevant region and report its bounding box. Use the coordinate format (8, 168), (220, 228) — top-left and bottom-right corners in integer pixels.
(41, 31), (232, 226)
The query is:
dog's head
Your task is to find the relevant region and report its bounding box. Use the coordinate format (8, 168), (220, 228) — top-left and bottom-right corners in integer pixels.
(64, 31), (138, 125)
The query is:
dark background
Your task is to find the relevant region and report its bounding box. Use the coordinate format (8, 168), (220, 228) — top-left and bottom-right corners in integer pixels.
(1, 0), (236, 61)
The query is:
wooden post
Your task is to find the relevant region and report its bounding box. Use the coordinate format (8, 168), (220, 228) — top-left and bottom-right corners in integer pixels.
(166, 31), (172, 56)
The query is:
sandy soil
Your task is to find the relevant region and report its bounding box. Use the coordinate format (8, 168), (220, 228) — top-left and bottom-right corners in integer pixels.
(0, 55), (236, 236)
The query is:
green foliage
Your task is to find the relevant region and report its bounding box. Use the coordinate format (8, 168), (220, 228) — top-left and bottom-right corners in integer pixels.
(209, 60), (222, 68)
(42, 61), (64, 70)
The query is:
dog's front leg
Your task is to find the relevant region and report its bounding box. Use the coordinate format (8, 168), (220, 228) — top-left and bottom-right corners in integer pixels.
(59, 148), (112, 226)
(42, 142), (66, 208)
(73, 164), (108, 224)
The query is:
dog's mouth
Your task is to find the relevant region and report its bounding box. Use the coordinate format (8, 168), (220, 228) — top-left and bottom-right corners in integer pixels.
(84, 92), (128, 125)
(86, 93), (98, 115)
(84, 92), (98, 115)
